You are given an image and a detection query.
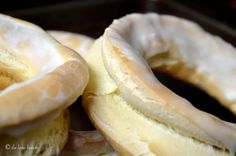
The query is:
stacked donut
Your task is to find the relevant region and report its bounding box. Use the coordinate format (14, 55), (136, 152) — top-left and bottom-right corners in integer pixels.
(0, 13), (235, 156)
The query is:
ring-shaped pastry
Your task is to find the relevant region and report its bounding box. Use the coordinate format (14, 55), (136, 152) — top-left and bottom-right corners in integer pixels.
(83, 13), (236, 156)
(0, 14), (89, 155)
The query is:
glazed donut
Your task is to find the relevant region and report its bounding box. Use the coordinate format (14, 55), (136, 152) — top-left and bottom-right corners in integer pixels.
(0, 14), (88, 155)
(83, 13), (236, 156)
(49, 30), (116, 155)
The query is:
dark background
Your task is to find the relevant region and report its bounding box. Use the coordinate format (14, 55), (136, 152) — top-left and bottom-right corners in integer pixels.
(1, 0), (236, 41)
(1, 0), (235, 129)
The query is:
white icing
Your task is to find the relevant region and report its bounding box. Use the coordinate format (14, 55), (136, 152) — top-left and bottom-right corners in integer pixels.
(0, 15), (65, 74)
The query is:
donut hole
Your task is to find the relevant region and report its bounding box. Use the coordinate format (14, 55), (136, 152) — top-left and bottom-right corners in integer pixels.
(68, 97), (95, 131)
(155, 71), (236, 123)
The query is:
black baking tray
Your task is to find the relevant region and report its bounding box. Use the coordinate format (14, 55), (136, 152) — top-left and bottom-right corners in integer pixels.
(3, 0), (235, 130)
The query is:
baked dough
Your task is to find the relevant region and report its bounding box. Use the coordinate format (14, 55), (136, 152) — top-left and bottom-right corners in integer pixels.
(83, 13), (236, 156)
(0, 14), (89, 155)
(0, 110), (69, 156)
(50, 30), (116, 156)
